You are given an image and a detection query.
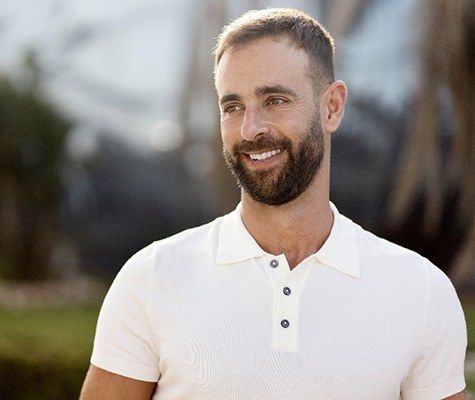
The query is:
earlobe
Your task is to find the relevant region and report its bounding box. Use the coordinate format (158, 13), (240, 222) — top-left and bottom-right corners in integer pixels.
(323, 80), (347, 133)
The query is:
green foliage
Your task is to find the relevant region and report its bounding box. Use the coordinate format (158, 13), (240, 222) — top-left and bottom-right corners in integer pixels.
(0, 355), (87, 400)
(0, 76), (69, 185)
(463, 299), (475, 396)
(0, 304), (100, 399)
(464, 300), (475, 353)
(0, 53), (71, 281)
(467, 378), (475, 396)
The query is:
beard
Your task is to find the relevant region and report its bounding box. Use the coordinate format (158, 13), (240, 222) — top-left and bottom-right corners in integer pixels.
(222, 115), (325, 206)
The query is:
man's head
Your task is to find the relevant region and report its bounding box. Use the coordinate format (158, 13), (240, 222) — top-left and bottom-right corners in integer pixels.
(214, 8), (335, 91)
(214, 9), (346, 207)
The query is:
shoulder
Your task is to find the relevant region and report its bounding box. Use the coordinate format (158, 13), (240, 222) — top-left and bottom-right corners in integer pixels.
(344, 215), (465, 335)
(99, 214), (226, 319)
(342, 214), (455, 294)
(115, 214), (224, 280)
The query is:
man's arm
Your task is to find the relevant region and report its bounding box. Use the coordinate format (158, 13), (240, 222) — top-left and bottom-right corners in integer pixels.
(80, 364), (157, 400)
(443, 391), (466, 400)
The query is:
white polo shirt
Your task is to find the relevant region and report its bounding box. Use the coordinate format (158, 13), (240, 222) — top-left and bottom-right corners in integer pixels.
(91, 203), (467, 400)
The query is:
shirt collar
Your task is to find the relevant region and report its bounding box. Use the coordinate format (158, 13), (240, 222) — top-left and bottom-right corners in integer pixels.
(216, 202), (360, 278)
(216, 203), (266, 264)
(313, 202), (360, 278)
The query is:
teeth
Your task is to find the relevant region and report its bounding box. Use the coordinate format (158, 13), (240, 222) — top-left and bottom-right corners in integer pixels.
(249, 149), (281, 161)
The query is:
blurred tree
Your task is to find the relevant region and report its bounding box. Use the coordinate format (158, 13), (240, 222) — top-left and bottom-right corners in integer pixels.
(325, 0), (368, 41)
(0, 51), (70, 281)
(387, 0), (475, 285)
(178, 0), (237, 217)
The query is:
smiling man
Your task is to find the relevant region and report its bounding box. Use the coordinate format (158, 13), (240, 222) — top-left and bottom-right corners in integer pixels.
(80, 8), (467, 400)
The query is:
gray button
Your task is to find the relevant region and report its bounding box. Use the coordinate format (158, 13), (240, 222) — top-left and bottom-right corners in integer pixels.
(270, 259), (279, 268)
(281, 319), (290, 328)
(283, 287), (291, 296)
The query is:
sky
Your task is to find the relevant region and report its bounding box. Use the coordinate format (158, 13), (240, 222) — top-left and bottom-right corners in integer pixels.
(0, 0), (418, 157)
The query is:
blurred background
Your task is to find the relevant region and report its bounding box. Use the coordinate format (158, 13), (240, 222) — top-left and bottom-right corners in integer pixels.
(0, 0), (474, 398)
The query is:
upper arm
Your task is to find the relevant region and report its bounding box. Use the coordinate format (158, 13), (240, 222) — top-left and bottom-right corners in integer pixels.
(80, 364), (157, 400)
(401, 264), (467, 399)
(91, 246), (161, 382)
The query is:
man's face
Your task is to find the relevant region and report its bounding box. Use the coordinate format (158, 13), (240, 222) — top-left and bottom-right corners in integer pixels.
(215, 36), (326, 206)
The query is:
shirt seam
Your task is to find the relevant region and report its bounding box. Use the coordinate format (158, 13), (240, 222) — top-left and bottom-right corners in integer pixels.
(145, 244), (161, 363)
(417, 260), (432, 354)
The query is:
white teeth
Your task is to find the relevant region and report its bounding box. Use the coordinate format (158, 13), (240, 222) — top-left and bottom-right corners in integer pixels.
(249, 149), (281, 161)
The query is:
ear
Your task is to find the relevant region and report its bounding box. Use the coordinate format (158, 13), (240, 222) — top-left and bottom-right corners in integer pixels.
(321, 80), (347, 134)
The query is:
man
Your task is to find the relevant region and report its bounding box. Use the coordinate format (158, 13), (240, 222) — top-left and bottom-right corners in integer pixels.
(80, 8), (467, 400)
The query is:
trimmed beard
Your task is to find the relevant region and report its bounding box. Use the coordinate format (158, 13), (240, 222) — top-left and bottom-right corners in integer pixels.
(222, 115), (324, 206)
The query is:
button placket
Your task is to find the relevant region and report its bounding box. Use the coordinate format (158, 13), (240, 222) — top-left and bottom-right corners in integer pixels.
(279, 286), (292, 331)
(271, 279), (298, 350)
(278, 286), (292, 329)
(270, 261), (312, 352)
(272, 295), (298, 351)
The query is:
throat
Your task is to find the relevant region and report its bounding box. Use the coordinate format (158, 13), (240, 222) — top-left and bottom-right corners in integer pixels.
(240, 197), (334, 270)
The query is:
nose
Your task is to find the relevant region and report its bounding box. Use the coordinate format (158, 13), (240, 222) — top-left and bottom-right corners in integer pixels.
(240, 107), (270, 141)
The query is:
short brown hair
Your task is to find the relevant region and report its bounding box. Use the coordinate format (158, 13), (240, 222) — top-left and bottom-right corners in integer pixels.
(214, 8), (335, 85)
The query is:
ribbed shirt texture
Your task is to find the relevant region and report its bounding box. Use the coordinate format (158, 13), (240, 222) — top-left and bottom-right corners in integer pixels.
(91, 203), (467, 399)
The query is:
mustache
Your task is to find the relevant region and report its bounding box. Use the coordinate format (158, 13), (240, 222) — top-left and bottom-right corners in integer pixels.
(233, 135), (291, 155)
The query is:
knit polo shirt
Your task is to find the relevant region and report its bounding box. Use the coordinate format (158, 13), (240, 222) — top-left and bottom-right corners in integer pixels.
(91, 203), (467, 400)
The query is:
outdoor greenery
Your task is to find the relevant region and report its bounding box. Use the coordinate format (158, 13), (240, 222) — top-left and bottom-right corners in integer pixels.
(386, 0), (475, 285)
(0, 53), (70, 281)
(466, 300), (475, 353)
(0, 303), (100, 400)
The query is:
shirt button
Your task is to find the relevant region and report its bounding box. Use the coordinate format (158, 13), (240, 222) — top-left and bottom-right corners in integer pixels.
(270, 259), (279, 268)
(281, 319), (290, 328)
(283, 287), (291, 296)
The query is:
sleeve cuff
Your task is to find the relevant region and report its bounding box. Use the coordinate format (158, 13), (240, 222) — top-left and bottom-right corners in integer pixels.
(402, 375), (466, 400)
(91, 351), (160, 383)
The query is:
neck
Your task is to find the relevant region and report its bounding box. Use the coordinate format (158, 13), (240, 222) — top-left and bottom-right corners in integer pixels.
(240, 178), (333, 270)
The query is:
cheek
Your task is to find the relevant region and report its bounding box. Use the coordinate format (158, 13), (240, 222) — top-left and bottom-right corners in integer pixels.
(220, 121), (239, 148)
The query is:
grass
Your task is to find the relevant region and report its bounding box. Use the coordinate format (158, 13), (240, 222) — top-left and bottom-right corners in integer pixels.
(462, 298), (475, 397)
(464, 299), (475, 352)
(0, 303), (101, 400)
(0, 303), (100, 362)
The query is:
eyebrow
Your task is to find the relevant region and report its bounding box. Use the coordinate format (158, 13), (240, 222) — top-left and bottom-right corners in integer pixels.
(255, 85), (300, 98)
(219, 93), (241, 107)
(219, 84), (301, 107)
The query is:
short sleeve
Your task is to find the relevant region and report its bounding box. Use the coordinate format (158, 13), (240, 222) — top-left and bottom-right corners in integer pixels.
(91, 243), (160, 382)
(401, 262), (467, 399)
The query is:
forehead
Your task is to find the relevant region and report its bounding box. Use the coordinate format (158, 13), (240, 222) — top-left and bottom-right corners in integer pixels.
(215, 36), (312, 97)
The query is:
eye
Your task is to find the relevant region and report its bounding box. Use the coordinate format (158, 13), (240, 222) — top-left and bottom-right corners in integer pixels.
(267, 97), (287, 106)
(222, 103), (243, 114)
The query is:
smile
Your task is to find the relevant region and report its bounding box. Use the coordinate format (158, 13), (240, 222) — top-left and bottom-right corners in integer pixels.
(248, 149), (282, 161)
